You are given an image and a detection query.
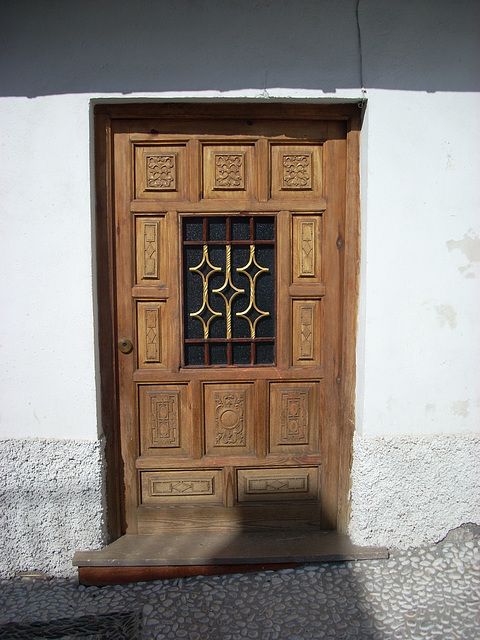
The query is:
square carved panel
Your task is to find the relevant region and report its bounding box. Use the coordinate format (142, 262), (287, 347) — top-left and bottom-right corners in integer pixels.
(147, 154), (177, 190)
(271, 144), (323, 200)
(203, 383), (254, 455)
(135, 145), (188, 200)
(202, 145), (255, 199)
(269, 382), (320, 454)
(214, 153), (245, 189)
(139, 385), (191, 457)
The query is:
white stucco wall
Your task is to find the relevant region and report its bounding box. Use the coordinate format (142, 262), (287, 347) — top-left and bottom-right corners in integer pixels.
(356, 90), (480, 437)
(0, 95), (97, 440)
(0, 0), (479, 574)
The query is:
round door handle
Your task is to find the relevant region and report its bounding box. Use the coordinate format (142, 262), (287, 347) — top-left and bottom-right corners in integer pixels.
(118, 338), (133, 354)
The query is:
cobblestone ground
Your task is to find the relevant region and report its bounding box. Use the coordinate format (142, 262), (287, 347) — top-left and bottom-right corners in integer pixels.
(0, 529), (478, 639)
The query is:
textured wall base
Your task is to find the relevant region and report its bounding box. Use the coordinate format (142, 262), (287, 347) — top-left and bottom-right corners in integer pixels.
(0, 439), (107, 578)
(1, 435), (479, 575)
(349, 433), (480, 549)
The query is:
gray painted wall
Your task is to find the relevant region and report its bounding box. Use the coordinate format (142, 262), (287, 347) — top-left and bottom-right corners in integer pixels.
(1, 0), (479, 96)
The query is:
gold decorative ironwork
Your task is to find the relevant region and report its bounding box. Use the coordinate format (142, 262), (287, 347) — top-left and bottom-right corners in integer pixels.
(189, 246), (222, 338)
(236, 245), (270, 338)
(212, 245), (244, 339)
(188, 236), (270, 343)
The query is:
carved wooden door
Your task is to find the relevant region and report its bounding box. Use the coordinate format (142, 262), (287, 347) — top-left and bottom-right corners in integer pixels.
(113, 110), (348, 535)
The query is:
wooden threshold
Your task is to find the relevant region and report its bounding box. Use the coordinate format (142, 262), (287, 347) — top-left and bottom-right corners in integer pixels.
(73, 532), (388, 586)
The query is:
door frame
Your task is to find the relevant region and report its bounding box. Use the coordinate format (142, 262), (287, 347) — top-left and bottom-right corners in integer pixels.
(94, 102), (361, 541)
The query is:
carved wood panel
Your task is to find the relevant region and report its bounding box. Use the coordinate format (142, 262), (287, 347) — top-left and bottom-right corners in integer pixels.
(141, 470), (223, 504)
(292, 215), (322, 282)
(237, 467), (318, 502)
(135, 217), (166, 285)
(139, 385), (191, 457)
(270, 144), (323, 200)
(134, 145), (188, 200)
(137, 302), (166, 369)
(214, 153), (245, 189)
(204, 383), (254, 455)
(292, 300), (321, 366)
(269, 382), (319, 453)
(202, 145), (255, 199)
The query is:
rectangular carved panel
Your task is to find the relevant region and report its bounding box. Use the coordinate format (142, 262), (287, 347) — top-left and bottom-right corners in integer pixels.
(134, 145), (187, 200)
(139, 385), (191, 457)
(271, 144), (323, 200)
(143, 222), (159, 278)
(292, 300), (321, 366)
(204, 383), (254, 455)
(237, 468), (318, 502)
(292, 215), (322, 282)
(137, 302), (166, 369)
(202, 145), (255, 199)
(141, 470), (223, 505)
(280, 390), (309, 444)
(269, 382), (319, 453)
(135, 217), (166, 285)
(150, 392), (179, 448)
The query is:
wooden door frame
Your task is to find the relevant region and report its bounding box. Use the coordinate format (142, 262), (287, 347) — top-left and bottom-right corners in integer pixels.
(94, 102), (361, 541)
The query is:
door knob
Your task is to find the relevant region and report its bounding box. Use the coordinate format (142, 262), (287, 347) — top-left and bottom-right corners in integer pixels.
(118, 338), (133, 354)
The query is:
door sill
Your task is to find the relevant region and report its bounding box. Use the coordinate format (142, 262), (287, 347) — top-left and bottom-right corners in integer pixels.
(73, 531), (388, 586)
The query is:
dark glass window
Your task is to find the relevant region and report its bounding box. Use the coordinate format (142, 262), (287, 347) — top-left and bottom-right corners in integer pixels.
(183, 215), (275, 366)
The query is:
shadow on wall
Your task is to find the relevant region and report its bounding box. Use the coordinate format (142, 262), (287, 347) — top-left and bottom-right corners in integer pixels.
(0, 0), (479, 97)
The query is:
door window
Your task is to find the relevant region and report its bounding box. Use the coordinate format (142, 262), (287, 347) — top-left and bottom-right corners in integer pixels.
(183, 215), (275, 366)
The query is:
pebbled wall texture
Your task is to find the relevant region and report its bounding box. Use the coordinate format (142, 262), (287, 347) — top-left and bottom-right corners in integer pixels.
(0, 439), (107, 578)
(349, 433), (480, 549)
(1, 435), (479, 577)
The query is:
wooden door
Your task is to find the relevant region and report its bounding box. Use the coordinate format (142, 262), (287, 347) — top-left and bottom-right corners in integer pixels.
(108, 105), (357, 536)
